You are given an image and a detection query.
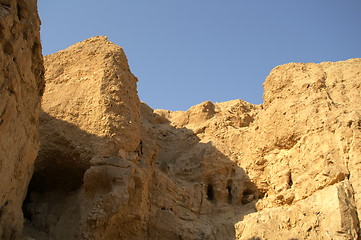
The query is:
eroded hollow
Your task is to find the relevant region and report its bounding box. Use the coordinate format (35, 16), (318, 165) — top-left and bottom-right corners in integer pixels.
(288, 172), (293, 188)
(22, 147), (88, 230)
(206, 184), (215, 201)
(227, 179), (233, 204)
(242, 188), (255, 204)
(226, 186), (232, 204)
(28, 149), (86, 193)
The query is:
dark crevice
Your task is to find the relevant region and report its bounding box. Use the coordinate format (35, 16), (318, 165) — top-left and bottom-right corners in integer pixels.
(206, 184), (214, 201)
(0, 3), (10, 8)
(16, 3), (21, 20)
(22, 193), (32, 221)
(22, 147), (88, 223)
(242, 189), (255, 204)
(0, 23), (4, 39)
(226, 186), (232, 204)
(227, 179), (233, 204)
(289, 172), (293, 187)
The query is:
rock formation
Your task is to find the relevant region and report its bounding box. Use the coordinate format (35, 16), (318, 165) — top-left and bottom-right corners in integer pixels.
(154, 57), (361, 239)
(0, 4), (360, 238)
(23, 36), (258, 240)
(20, 34), (361, 239)
(0, 0), (44, 239)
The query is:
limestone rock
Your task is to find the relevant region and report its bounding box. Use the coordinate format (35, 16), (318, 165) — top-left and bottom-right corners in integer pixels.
(19, 34), (361, 239)
(1, 0), (360, 238)
(235, 181), (359, 239)
(42, 36), (141, 156)
(23, 36), (147, 239)
(145, 59), (361, 239)
(23, 37), (259, 240)
(0, 0), (44, 238)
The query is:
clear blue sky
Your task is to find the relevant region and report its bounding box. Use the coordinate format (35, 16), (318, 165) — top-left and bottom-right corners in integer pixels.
(38, 1), (361, 111)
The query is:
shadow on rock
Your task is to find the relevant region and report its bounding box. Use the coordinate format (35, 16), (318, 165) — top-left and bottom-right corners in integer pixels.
(141, 103), (260, 240)
(22, 106), (261, 240)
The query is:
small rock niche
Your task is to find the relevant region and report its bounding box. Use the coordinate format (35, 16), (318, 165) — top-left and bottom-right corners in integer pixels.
(206, 184), (215, 202)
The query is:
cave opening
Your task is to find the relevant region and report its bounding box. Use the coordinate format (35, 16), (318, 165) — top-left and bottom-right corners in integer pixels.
(206, 184), (214, 201)
(226, 186), (232, 204)
(226, 179), (233, 204)
(242, 188), (255, 204)
(22, 149), (87, 223)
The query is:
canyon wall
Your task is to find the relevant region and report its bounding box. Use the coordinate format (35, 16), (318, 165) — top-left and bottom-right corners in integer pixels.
(163, 59), (361, 239)
(22, 35), (361, 239)
(0, 5), (360, 238)
(24, 36), (258, 240)
(0, 0), (44, 239)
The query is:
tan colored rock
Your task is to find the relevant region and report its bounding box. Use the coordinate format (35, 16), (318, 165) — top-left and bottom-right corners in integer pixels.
(24, 37), (259, 240)
(22, 34), (361, 239)
(42, 36), (141, 156)
(150, 59), (361, 239)
(0, 0), (44, 238)
(23, 36), (148, 240)
(235, 181), (359, 239)
(142, 102), (258, 239)
(27, 37), (142, 199)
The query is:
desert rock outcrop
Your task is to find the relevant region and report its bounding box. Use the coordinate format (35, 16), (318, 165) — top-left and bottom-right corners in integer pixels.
(1, 18), (360, 237)
(0, 0), (44, 238)
(23, 37), (259, 240)
(24, 37), (361, 239)
(24, 34), (361, 239)
(1, 1), (360, 238)
(161, 59), (361, 239)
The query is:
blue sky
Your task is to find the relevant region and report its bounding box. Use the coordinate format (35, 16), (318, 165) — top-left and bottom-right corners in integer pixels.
(38, 1), (361, 111)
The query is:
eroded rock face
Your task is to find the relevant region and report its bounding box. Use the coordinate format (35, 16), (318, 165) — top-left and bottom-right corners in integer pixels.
(42, 36), (141, 157)
(24, 37), (258, 240)
(0, 0), (44, 238)
(23, 37), (147, 239)
(236, 181), (359, 239)
(166, 59), (361, 239)
(22, 35), (361, 240)
(142, 59), (361, 239)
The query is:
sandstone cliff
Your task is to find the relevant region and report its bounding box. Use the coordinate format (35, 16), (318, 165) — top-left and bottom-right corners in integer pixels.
(21, 35), (361, 240)
(22, 36), (257, 240)
(161, 59), (361, 239)
(0, 0), (44, 239)
(1, 1), (359, 239)
(0, 23), (358, 238)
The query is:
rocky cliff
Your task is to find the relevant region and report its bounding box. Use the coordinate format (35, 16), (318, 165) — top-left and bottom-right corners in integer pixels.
(1, 10), (360, 238)
(166, 59), (361, 239)
(22, 36), (257, 240)
(20, 35), (361, 240)
(0, 0), (44, 239)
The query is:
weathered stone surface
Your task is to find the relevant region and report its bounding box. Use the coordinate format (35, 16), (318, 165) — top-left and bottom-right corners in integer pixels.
(142, 102), (258, 240)
(1, 0), (359, 238)
(0, 0), (44, 238)
(150, 59), (361, 239)
(42, 36), (141, 156)
(22, 36), (146, 240)
(20, 35), (361, 239)
(235, 181), (359, 239)
(23, 37), (259, 240)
